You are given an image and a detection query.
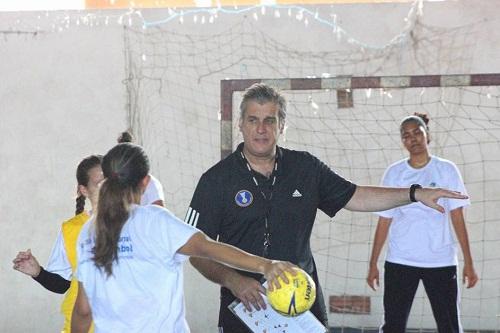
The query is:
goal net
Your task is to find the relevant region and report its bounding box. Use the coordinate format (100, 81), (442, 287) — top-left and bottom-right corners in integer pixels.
(123, 5), (499, 330)
(223, 76), (500, 332)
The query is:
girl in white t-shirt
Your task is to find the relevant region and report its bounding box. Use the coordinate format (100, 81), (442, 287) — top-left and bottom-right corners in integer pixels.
(366, 113), (478, 333)
(72, 143), (296, 333)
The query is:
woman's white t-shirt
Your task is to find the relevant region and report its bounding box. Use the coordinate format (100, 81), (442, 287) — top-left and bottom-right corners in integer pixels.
(48, 176), (164, 279)
(76, 205), (198, 333)
(377, 156), (470, 268)
(140, 174), (165, 205)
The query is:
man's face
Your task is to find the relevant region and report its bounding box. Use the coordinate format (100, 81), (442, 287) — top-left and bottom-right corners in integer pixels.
(401, 121), (429, 155)
(239, 101), (284, 159)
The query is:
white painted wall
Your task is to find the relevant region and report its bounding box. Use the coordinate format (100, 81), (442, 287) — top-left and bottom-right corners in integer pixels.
(1, 1), (500, 332)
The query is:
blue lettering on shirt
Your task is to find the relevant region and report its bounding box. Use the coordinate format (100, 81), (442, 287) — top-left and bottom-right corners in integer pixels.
(117, 235), (134, 258)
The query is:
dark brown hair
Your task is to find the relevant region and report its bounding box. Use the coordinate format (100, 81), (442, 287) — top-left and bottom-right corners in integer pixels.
(93, 143), (149, 276)
(117, 130), (134, 143)
(75, 155), (103, 215)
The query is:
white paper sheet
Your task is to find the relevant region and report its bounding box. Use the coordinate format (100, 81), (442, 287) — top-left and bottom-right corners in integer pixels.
(228, 283), (328, 333)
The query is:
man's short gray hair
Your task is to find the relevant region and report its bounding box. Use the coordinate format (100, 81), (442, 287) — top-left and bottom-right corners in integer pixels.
(239, 83), (287, 123)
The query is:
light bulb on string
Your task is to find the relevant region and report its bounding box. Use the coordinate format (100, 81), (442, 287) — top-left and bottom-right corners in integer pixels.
(209, 15), (215, 23)
(274, 9), (280, 18)
(141, 54), (147, 61)
(296, 10), (303, 21)
(308, 95), (319, 111)
(201, 16), (205, 24)
(304, 18), (309, 27)
(135, 10), (143, 21)
(366, 88), (372, 98)
(193, 14), (198, 23)
(417, 0), (423, 16)
(336, 29), (342, 42)
(261, 6), (266, 15)
(288, 8), (292, 16)
(253, 12), (259, 21)
(440, 88), (446, 106)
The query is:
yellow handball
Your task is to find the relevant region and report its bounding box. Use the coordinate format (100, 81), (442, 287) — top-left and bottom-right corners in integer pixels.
(266, 268), (316, 316)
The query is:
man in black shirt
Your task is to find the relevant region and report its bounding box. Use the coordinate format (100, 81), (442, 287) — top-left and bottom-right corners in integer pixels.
(185, 83), (467, 332)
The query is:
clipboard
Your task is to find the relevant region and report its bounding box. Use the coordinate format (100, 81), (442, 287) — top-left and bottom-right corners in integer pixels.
(228, 282), (328, 333)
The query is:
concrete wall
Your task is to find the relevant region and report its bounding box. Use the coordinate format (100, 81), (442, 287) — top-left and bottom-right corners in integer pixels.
(1, 1), (500, 332)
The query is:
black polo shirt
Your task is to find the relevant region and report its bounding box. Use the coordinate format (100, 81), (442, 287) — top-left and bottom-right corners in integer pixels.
(186, 143), (357, 327)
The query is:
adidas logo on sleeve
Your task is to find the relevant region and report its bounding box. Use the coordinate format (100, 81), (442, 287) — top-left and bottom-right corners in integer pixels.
(184, 207), (199, 227)
(292, 189), (302, 198)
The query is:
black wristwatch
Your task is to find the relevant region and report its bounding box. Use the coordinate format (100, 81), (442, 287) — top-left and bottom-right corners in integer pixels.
(409, 184), (422, 202)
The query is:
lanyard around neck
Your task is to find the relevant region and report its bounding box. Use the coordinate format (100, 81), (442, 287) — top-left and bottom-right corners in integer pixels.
(240, 151), (278, 200)
(240, 151), (277, 257)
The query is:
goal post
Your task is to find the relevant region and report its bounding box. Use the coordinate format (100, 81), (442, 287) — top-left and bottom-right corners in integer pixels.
(221, 73), (500, 331)
(221, 73), (500, 158)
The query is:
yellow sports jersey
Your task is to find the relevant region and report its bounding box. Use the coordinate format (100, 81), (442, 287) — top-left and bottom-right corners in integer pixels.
(60, 212), (94, 333)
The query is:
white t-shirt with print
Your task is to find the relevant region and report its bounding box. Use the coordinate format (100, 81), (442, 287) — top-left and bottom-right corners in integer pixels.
(47, 175), (164, 278)
(377, 156), (470, 268)
(76, 205), (198, 333)
(140, 174), (165, 205)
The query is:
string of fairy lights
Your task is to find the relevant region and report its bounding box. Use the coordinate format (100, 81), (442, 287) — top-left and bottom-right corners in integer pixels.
(2, 0), (424, 51)
(4, 0), (496, 107)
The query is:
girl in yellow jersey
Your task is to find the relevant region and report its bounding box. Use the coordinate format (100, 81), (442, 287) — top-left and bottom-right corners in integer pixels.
(13, 155), (103, 333)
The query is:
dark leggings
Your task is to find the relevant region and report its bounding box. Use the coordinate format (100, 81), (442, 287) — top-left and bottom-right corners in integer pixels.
(381, 261), (461, 333)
